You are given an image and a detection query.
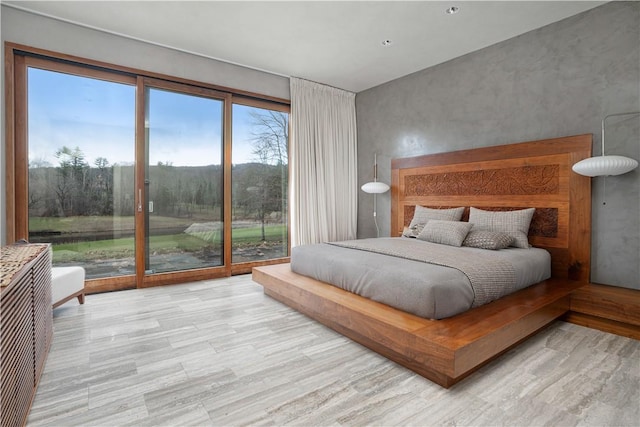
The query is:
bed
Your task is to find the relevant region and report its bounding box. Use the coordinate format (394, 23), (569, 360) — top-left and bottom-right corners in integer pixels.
(291, 237), (553, 320)
(253, 134), (592, 388)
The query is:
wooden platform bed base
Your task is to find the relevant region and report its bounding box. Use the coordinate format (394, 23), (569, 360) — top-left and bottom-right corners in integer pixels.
(254, 135), (593, 388)
(253, 264), (586, 388)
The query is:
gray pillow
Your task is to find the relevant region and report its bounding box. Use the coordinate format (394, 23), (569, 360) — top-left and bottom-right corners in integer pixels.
(463, 230), (514, 250)
(408, 206), (465, 229)
(468, 207), (535, 248)
(417, 220), (473, 247)
(402, 224), (425, 238)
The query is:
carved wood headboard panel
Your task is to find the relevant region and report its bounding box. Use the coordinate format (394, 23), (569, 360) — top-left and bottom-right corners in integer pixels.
(391, 134), (592, 281)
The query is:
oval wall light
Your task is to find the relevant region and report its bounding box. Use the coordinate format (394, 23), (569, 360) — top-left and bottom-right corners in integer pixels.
(361, 153), (390, 237)
(572, 111), (640, 177)
(361, 153), (390, 194)
(361, 181), (390, 194)
(572, 155), (638, 177)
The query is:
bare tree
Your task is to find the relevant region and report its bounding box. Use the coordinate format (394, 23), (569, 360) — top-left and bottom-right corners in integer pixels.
(250, 110), (288, 166)
(93, 157), (112, 215)
(248, 110), (289, 241)
(28, 158), (52, 212)
(55, 146), (89, 216)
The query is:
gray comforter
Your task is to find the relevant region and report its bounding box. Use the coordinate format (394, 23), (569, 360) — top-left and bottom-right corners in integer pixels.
(290, 237), (551, 319)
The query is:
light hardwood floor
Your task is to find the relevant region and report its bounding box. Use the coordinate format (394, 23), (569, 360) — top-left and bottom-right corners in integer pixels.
(28, 274), (639, 426)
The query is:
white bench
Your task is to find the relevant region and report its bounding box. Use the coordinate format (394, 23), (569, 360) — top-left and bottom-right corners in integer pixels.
(52, 266), (85, 308)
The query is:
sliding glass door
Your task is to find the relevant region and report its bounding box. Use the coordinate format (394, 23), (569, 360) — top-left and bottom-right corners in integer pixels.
(26, 62), (137, 279)
(11, 48), (289, 292)
(144, 84), (226, 274)
(24, 63), (228, 281)
(231, 102), (289, 264)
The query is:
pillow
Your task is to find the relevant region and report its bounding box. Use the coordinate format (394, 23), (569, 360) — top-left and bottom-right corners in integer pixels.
(417, 220), (473, 247)
(402, 224), (425, 238)
(408, 206), (465, 229)
(462, 230), (514, 250)
(468, 207), (535, 248)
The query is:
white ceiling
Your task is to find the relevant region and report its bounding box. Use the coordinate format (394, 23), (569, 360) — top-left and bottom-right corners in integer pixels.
(3, 1), (606, 93)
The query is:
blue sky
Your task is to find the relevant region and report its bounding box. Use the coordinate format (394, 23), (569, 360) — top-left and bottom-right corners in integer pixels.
(28, 67), (269, 168)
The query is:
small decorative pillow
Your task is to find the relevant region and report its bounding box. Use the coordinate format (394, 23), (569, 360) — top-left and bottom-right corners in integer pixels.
(463, 230), (514, 250)
(417, 220), (473, 247)
(408, 206), (465, 229)
(402, 223), (425, 238)
(468, 207), (535, 249)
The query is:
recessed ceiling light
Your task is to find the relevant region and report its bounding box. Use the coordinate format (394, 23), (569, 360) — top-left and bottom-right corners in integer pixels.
(381, 39), (393, 47)
(446, 6), (460, 14)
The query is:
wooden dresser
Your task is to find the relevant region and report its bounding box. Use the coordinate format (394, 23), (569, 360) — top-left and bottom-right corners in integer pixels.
(1, 243), (53, 427)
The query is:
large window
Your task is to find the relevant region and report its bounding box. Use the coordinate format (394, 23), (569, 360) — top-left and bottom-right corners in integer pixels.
(27, 65), (136, 279)
(232, 102), (289, 264)
(145, 86), (225, 274)
(7, 46), (289, 291)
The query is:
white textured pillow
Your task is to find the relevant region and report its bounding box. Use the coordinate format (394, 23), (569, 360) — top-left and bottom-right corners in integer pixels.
(463, 230), (514, 250)
(468, 207), (535, 248)
(408, 206), (465, 230)
(417, 220), (473, 247)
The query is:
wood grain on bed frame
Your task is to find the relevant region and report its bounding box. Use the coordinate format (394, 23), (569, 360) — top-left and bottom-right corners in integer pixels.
(254, 134), (593, 388)
(392, 134), (592, 281)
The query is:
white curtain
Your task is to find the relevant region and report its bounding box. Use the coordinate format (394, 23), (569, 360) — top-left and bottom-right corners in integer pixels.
(290, 77), (358, 246)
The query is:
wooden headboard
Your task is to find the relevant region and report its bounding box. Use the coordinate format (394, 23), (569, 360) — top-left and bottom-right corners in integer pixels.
(391, 134), (592, 281)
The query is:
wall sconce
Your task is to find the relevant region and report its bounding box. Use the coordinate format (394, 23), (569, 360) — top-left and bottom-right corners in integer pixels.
(361, 153), (390, 237)
(572, 111), (640, 176)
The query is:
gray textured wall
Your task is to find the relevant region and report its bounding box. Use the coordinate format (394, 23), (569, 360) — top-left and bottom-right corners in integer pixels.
(356, 2), (640, 289)
(1, 5), (290, 246)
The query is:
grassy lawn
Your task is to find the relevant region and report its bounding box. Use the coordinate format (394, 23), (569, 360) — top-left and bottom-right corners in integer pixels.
(231, 225), (287, 246)
(47, 219), (286, 263)
(54, 237), (136, 262)
(30, 213), (220, 234)
(30, 216), (135, 233)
